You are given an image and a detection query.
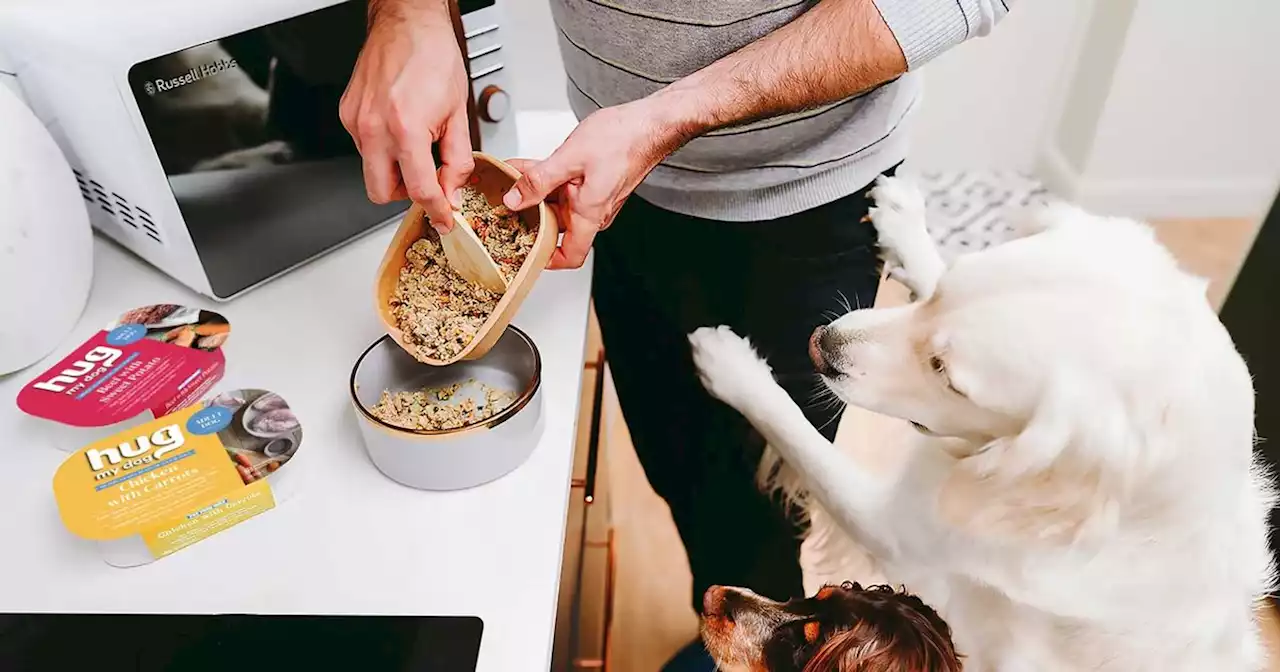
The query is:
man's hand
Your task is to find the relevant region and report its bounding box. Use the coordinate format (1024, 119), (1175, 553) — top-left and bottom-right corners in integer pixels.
(339, 0), (473, 230)
(501, 100), (691, 270)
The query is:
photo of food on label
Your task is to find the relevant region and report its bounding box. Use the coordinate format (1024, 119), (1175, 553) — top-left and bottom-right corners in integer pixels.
(17, 302), (231, 430)
(390, 186), (537, 361)
(207, 389), (301, 484)
(108, 304), (230, 352)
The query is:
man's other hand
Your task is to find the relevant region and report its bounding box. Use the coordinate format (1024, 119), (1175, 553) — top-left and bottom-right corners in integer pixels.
(502, 100), (690, 270)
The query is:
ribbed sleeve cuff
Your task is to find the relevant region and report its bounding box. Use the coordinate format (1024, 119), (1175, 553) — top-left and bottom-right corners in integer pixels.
(873, 0), (975, 70)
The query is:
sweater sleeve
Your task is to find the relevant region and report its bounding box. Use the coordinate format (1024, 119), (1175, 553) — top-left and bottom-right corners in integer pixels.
(871, 0), (1016, 70)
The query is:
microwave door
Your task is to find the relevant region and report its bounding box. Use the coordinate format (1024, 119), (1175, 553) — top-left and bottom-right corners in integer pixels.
(167, 158), (406, 298)
(127, 0), (409, 299)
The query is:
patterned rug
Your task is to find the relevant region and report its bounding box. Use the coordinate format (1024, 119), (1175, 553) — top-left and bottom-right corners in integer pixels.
(909, 170), (1056, 258)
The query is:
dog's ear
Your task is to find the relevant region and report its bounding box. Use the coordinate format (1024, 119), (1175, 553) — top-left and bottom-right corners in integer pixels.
(938, 371), (1133, 547)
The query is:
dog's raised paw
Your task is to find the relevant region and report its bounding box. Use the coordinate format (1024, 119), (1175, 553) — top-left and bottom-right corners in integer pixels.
(869, 175), (927, 217)
(688, 326), (776, 411)
(866, 175), (944, 301)
(869, 176), (927, 240)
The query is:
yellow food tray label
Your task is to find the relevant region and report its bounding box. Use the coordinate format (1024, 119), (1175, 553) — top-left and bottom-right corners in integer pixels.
(52, 388), (301, 563)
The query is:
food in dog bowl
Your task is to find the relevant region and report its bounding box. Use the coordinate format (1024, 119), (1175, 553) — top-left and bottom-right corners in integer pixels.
(390, 186), (536, 361)
(352, 327), (544, 491)
(248, 408), (299, 435)
(369, 377), (518, 431)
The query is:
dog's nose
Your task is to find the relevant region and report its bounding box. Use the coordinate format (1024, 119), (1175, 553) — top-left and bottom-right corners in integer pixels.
(809, 327), (837, 376)
(704, 586), (728, 618)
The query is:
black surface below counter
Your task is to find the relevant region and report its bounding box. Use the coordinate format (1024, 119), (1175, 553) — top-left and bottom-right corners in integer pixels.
(1219, 187), (1280, 600)
(0, 613), (483, 671)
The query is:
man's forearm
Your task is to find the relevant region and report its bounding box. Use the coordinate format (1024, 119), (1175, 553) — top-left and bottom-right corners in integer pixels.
(654, 0), (906, 141)
(366, 0), (449, 27)
(649, 0), (1014, 145)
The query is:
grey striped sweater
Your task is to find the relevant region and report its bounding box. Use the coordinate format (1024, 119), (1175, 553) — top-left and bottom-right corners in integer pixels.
(547, 0), (1015, 221)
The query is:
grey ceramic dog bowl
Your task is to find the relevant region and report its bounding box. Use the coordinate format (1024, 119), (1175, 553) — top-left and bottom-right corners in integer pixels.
(350, 326), (544, 491)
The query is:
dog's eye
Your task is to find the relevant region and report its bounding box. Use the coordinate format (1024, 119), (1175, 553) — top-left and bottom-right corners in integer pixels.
(930, 355), (966, 397)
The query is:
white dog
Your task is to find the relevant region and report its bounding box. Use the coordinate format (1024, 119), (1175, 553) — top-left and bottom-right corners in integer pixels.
(689, 176), (1276, 671)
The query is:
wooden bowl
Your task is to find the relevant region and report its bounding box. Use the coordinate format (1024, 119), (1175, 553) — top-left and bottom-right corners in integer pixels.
(375, 152), (558, 366)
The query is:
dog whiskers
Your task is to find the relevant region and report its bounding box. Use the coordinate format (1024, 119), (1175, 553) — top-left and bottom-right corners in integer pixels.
(836, 290), (853, 314)
(814, 409), (843, 433)
(808, 379), (833, 400)
(808, 382), (845, 417)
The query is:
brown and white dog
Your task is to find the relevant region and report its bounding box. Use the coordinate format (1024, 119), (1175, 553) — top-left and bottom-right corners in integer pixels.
(701, 582), (961, 672)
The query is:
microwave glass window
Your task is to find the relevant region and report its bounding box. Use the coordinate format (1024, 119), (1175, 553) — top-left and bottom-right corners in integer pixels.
(126, 0), (493, 299)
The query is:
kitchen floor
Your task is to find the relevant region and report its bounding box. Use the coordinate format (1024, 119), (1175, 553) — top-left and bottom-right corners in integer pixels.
(598, 216), (1268, 672)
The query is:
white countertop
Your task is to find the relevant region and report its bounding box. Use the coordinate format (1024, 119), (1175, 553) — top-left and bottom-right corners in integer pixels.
(0, 111), (588, 672)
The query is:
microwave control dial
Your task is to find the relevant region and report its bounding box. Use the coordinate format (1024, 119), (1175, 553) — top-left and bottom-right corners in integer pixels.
(477, 85), (510, 123)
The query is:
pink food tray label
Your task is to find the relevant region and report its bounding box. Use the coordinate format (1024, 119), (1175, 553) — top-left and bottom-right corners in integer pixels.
(17, 304), (231, 428)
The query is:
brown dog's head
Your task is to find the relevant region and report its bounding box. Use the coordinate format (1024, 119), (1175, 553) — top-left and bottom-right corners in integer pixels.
(700, 582), (961, 672)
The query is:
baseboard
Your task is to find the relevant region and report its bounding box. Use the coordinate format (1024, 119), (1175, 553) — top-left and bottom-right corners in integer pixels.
(1034, 144), (1081, 202)
(1034, 144), (1277, 220)
(1083, 179), (1275, 220)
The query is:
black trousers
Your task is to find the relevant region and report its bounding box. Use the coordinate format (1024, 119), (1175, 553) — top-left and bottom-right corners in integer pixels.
(591, 167), (893, 614)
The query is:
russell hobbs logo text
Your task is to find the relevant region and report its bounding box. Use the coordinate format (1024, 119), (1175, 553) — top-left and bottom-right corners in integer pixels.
(144, 57), (239, 95)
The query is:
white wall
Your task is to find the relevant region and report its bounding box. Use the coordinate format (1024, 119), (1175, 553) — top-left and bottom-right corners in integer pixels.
(1043, 0), (1280, 219)
(500, 0), (568, 113)
(906, 0), (1094, 171)
(1046, 0), (1138, 172)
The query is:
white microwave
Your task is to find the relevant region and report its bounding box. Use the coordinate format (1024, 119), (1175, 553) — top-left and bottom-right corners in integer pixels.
(0, 0), (518, 301)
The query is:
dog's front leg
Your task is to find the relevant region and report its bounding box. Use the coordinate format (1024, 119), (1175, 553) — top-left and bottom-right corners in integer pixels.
(868, 175), (947, 302)
(688, 326), (902, 557)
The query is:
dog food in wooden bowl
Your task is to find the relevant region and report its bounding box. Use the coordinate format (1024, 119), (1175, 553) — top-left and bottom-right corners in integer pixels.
(374, 152), (558, 366)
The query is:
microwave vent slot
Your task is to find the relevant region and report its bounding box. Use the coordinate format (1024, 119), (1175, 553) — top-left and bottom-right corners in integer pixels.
(70, 168), (163, 246)
(72, 169), (92, 203)
(135, 205), (160, 243)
